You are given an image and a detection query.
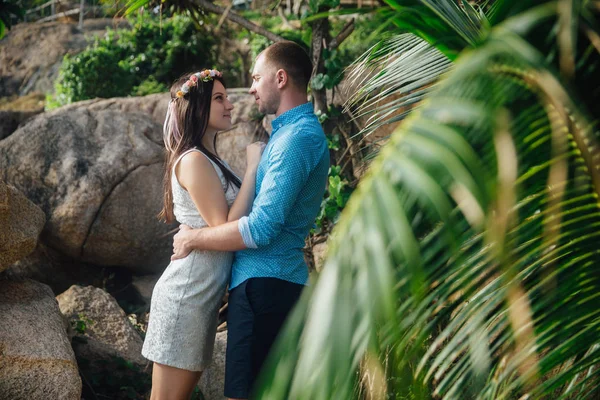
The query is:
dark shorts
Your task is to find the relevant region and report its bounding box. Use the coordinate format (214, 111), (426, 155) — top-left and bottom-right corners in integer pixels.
(224, 277), (304, 399)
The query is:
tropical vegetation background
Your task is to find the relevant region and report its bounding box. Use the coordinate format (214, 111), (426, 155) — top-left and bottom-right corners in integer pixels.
(256, 1), (600, 399)
(2, 0), (600, 398)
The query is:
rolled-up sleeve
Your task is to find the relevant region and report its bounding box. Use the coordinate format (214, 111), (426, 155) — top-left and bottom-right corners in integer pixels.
(238, 132), (317, 247)
(238, 216), (257, 248)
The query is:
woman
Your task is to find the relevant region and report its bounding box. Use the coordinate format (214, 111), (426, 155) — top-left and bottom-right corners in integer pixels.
(142, 69), (265, 400)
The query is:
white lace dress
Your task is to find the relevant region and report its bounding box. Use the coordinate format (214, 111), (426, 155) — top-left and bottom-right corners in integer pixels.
(142, 148), (239, 371)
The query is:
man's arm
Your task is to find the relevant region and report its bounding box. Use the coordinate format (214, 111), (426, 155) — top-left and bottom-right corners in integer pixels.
(171, 221), (246, 260)
(239, 132), (320, 248)
(172, 130), (323, 259)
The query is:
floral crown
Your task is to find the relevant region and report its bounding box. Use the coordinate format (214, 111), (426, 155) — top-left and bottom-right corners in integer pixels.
(176, 69), (223, 98)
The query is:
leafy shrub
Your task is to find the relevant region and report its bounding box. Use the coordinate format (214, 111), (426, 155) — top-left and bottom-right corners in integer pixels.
(54, 40), (135, 105)
(51, 14), (217, 107)
(133, 77), (168, 96)
(314, 164), (353, 234)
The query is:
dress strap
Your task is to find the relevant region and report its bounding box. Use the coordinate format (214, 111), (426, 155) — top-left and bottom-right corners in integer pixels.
(218, 159), (241, 181)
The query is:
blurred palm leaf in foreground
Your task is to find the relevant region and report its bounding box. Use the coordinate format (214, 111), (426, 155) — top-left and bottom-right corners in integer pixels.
(257, 0), (600, 399)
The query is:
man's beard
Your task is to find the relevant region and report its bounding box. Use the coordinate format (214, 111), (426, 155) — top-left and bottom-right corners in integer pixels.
(259, 96), (278, 115)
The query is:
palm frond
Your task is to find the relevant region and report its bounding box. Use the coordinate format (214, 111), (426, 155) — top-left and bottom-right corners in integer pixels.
(256, 3), (600, 399)
(123, 0), (151, 15)
(344, 0), (492, 162)
(344, 33), (452, 141)
(380, 0), (487, 59)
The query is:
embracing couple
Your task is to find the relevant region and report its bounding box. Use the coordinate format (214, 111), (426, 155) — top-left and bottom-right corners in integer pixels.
(141, 41), (330, 400)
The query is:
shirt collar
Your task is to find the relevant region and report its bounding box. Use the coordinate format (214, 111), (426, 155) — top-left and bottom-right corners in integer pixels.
(271, 102), (314, 134)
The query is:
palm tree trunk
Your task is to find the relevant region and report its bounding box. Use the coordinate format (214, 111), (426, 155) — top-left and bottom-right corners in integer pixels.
(310, 15), (329, 113)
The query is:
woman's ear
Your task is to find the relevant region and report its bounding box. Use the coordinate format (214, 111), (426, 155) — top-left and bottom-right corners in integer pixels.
(276, 69), (288, 88)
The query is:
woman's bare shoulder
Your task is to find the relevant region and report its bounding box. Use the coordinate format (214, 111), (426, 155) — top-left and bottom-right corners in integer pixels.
(176, 151), (218, 186)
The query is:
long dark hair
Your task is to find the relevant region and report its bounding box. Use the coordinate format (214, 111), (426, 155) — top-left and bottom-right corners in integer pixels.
(159, 71), (241, 223)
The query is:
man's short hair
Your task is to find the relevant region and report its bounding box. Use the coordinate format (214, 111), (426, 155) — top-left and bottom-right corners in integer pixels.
(263, 41), (313, 91)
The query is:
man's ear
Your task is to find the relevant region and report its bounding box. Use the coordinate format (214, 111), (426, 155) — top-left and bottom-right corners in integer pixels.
(276, 69), (288, 89)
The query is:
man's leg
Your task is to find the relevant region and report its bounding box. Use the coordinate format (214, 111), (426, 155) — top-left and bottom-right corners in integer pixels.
(246, 278), (304, 395)
(224, 280), (254, 400)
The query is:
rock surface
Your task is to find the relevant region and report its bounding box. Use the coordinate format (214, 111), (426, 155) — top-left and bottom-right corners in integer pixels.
(0, 110), (39, 140)
(132, 274), (160, 304)
(0, 91), (268, 274)
(312, 241), (329, 273)
(0, 107), (174, 273)
(57, 285), (146, 366)
(0, 278), (81, 399)
(59, 89), (270, 176)
(0, 19), (129, 97)
(197, 330), (227, 400)
(4, 242), (103, 295)
(0, 181), (45, 272)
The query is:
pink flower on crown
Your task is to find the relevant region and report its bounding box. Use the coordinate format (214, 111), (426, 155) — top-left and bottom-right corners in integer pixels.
(190, 75), (198, 83)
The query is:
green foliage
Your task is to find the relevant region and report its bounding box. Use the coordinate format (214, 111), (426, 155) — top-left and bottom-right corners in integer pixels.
(257, 0), (600, 399)
(0, 0), (23, 39)
(73, 313), (94, 335)
(345, 33), (452, 142)
(326, 133), (340, 150)
(80, 356), (151, 400)
(96, 0), (123, 17)
(51, 14), (217, 106)
(336, 13), (396, 69)
(133, 77), (168, 96)
(54, 43), (136, 105)
(308, 0), (340, 15)
(315, 165), (353, 234)
(311, 48), (344, 91)
(247, 24), (310, 62)
(310, 73), (328, 91)
(313, 103), (355, 234)
(249, 34), (272, 61)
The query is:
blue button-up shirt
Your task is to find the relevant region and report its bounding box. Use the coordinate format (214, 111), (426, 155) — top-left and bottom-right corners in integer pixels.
(232, 102), (329, 289)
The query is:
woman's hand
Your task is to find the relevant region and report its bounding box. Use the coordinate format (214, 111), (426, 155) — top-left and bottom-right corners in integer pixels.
(246, 141), (266, 169)
(228, 141), (266, 221)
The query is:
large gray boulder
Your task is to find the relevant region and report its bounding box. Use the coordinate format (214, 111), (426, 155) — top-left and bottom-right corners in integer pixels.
(57, 285), (150, 398)
(0, 278), (81, 399)
(57, 285), (146, 367)
(0, 91), (267, 275)
(60, 90), (269, 176)
(58, 92), (171, 128)
(0, 181), (45, 272)
(0, 107), (175, 274)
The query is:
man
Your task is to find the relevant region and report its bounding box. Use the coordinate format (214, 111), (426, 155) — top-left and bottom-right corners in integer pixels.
(171, 41), (330, 399)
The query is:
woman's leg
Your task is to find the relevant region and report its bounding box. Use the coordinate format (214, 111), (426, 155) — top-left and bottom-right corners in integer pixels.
(150, 362), (203, 400)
